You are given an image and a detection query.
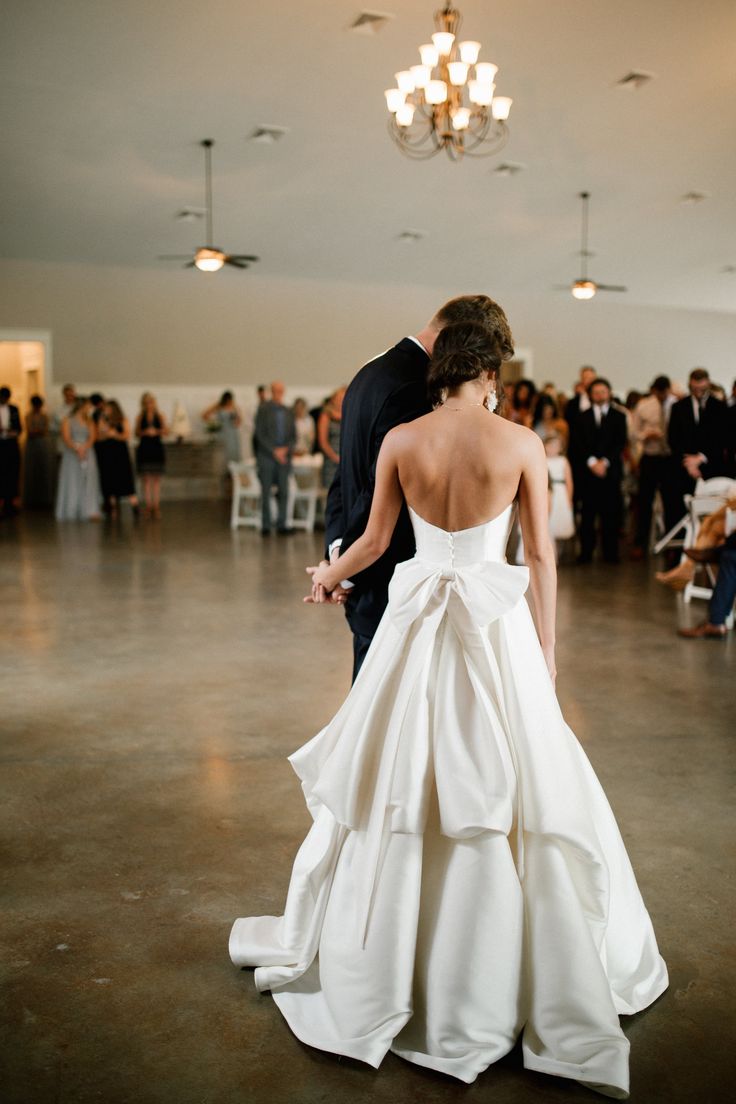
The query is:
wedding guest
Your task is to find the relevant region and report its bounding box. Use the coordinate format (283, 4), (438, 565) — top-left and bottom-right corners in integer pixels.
(565, 365), (598, 511)
(22, 395), (54, 509)
(533, 394), (569, 449)
(655, 492), (736, 591)
(668, 368), (729, 514)
(500, 380), (515, 418)
(318, 387), (345, 489)
(576, 377), (628, 564)
(507, 379), (536, 427)
(545, 433), (575, 560)
(135, 392), (168, 519)
(252, 385), (270, 456)
(89, 392), (105, 425)
(678, 532), (736, 639)
(710, 383), (727, 403)
(55, 397), (102, 521)
(630, 376), (680, 559)
(202, 391), (243, 464)
(98, 400), (139, 517)
(254, 380), (296, 535)
(0, 386), (22, 517)
(292, 398), (315, 456)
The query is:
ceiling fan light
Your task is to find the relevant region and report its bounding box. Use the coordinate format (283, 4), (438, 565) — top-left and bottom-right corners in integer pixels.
(396, 102), (416, 127)
(475, 62), (498, 85)
(431, 31), (455, 56)
(448, 61), (469, 86)
(419, 42), (439, 67)
(385, 88), (405, 113)
(491, 95), (512, 120)
(410, 64), (431, 89)
(468, 80), (494, 106)
(572, 280), (597, 300)
(195, 248), (225, 273)
(395, 70), (415, 94)
(459, 40), (481, 65)
(425, 79), (448, 105)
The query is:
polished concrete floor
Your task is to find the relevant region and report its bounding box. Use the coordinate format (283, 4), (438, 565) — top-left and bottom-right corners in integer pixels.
(1, 503), (734, 1104)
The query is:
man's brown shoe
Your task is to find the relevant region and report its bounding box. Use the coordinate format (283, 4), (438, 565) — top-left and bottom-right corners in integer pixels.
(678, 622), (727, 640)
(684, 545), (723, 564)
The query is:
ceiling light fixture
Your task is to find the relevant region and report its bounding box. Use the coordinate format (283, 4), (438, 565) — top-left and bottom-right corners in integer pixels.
(384, 3), (512, 160)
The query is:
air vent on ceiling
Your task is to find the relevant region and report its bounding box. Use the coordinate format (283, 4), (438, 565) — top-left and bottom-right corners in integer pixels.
(615, 70), (655, 90)
(249, 125), (289, 145)
(397, 229), (427, 244)
(175, 207), (206, 222)
(680, 191), (708, 205)
(493, 161), (526, 177)
(349, 11), (395, 35)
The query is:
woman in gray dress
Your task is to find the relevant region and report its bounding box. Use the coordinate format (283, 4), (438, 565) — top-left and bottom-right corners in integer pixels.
(317, 386), (345, 489)
(202, 391), (243, 465)
(22, 395), (55, 509)
(55, 397), (102, 520)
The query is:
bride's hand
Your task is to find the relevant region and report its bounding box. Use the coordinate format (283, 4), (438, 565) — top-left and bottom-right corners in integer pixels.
(304, 562), (347, 605)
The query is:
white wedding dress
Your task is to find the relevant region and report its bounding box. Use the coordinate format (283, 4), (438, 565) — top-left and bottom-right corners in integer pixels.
(229, 505), (668, 1098)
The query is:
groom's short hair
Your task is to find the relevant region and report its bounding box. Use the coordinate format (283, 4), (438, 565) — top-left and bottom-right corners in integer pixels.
(433, 295), (514, 361)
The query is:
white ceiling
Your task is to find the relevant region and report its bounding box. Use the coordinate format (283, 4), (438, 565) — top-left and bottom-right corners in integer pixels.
(1, 0), (735, 312)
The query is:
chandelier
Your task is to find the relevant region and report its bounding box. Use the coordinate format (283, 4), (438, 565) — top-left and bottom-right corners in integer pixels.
(384, 4), (512, 161)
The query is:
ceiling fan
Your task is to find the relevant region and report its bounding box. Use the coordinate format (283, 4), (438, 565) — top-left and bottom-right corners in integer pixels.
(557, 192), (627, 300)
(158, 140), (259, 273)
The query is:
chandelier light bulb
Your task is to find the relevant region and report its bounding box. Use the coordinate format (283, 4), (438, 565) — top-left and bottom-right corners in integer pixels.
(409, 64), (431, 89)
(448, 61), (469, 86)
(396, 102), (416, 127)
(452, 107), (471, 130)
(475, 62), (498, 85)
(419, 42), (439, 67)
(572, 280), (597, 300)
(458, 40), (481, 65)
(431, 31), (455, 55)
(384, 88), (405, 113)
(425, 79), (448, 105)
(468, 80), (494, 106)
(395, 70), (415, 94)
(491, 95), (512, 120)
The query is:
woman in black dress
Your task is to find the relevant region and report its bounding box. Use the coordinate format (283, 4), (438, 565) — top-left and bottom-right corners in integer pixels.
(97, 400), (139, 517)
(135, 392), (168, 519)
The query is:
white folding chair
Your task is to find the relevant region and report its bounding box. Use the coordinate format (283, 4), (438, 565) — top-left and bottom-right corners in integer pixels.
(288, 467), (326, 533)
(229, 461), (262, 529)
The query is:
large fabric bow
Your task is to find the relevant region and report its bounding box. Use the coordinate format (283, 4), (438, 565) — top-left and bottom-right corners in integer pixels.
(388, 557), (530, 633)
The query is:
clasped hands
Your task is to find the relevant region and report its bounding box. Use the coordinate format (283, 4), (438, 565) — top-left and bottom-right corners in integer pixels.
(683, 453), (704, 481)
(304, 552), (350, 606)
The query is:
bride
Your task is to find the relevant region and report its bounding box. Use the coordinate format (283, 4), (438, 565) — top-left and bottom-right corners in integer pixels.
(229, 322), (668, 1099)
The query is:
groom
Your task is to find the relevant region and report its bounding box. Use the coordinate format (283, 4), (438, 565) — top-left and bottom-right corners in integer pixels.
(314, 295), (514, 681)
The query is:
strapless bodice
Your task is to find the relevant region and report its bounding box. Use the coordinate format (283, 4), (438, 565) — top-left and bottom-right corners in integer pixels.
(409, 505), (514, 568)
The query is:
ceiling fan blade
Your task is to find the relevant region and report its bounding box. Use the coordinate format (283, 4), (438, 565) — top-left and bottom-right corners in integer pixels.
(225, 258), (250, 269)
(596, 284), (628, 292)
(228, 254), (260, 262)
(158, 255), (195, 260)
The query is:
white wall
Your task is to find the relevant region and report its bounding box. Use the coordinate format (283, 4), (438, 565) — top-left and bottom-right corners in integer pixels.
(1, 259), (735, 406)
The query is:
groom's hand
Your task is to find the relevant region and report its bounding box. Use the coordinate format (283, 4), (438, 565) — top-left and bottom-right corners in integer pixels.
(304, 561), (349, 605)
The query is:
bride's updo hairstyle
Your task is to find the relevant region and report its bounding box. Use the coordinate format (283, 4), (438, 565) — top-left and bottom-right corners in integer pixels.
(427, 322), (504, 408)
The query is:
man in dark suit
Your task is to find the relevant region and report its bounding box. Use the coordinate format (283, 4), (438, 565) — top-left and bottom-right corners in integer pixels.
(668, 368), (729, 511)
(318, 295), (514, 681)
(576, 377), (628, 564)
(254, 380), (296, 535)
(0, 385), (22, 517)
(565, 365), (597, 513)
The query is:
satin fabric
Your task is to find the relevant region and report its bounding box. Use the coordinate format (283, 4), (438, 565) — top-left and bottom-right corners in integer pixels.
(230, 506), (668, 1098)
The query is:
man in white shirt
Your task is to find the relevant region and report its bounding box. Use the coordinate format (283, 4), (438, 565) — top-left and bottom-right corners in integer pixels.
(630, 376), (680, 558)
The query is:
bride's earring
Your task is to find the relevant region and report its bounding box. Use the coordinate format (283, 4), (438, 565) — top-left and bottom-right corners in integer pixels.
(485, 382), (498, 413)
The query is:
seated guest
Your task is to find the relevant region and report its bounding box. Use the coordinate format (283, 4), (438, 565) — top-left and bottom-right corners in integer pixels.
(678, 531), (736, 639)
(576, 377), (628, 564)
(630, 376), (680, 559)
(22, 395), (54, 509)
(656, 493), (736, 590)
(0, 385), (22, 516)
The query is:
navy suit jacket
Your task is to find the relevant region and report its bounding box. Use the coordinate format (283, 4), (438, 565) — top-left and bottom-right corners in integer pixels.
(324, 337), (431, 638)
